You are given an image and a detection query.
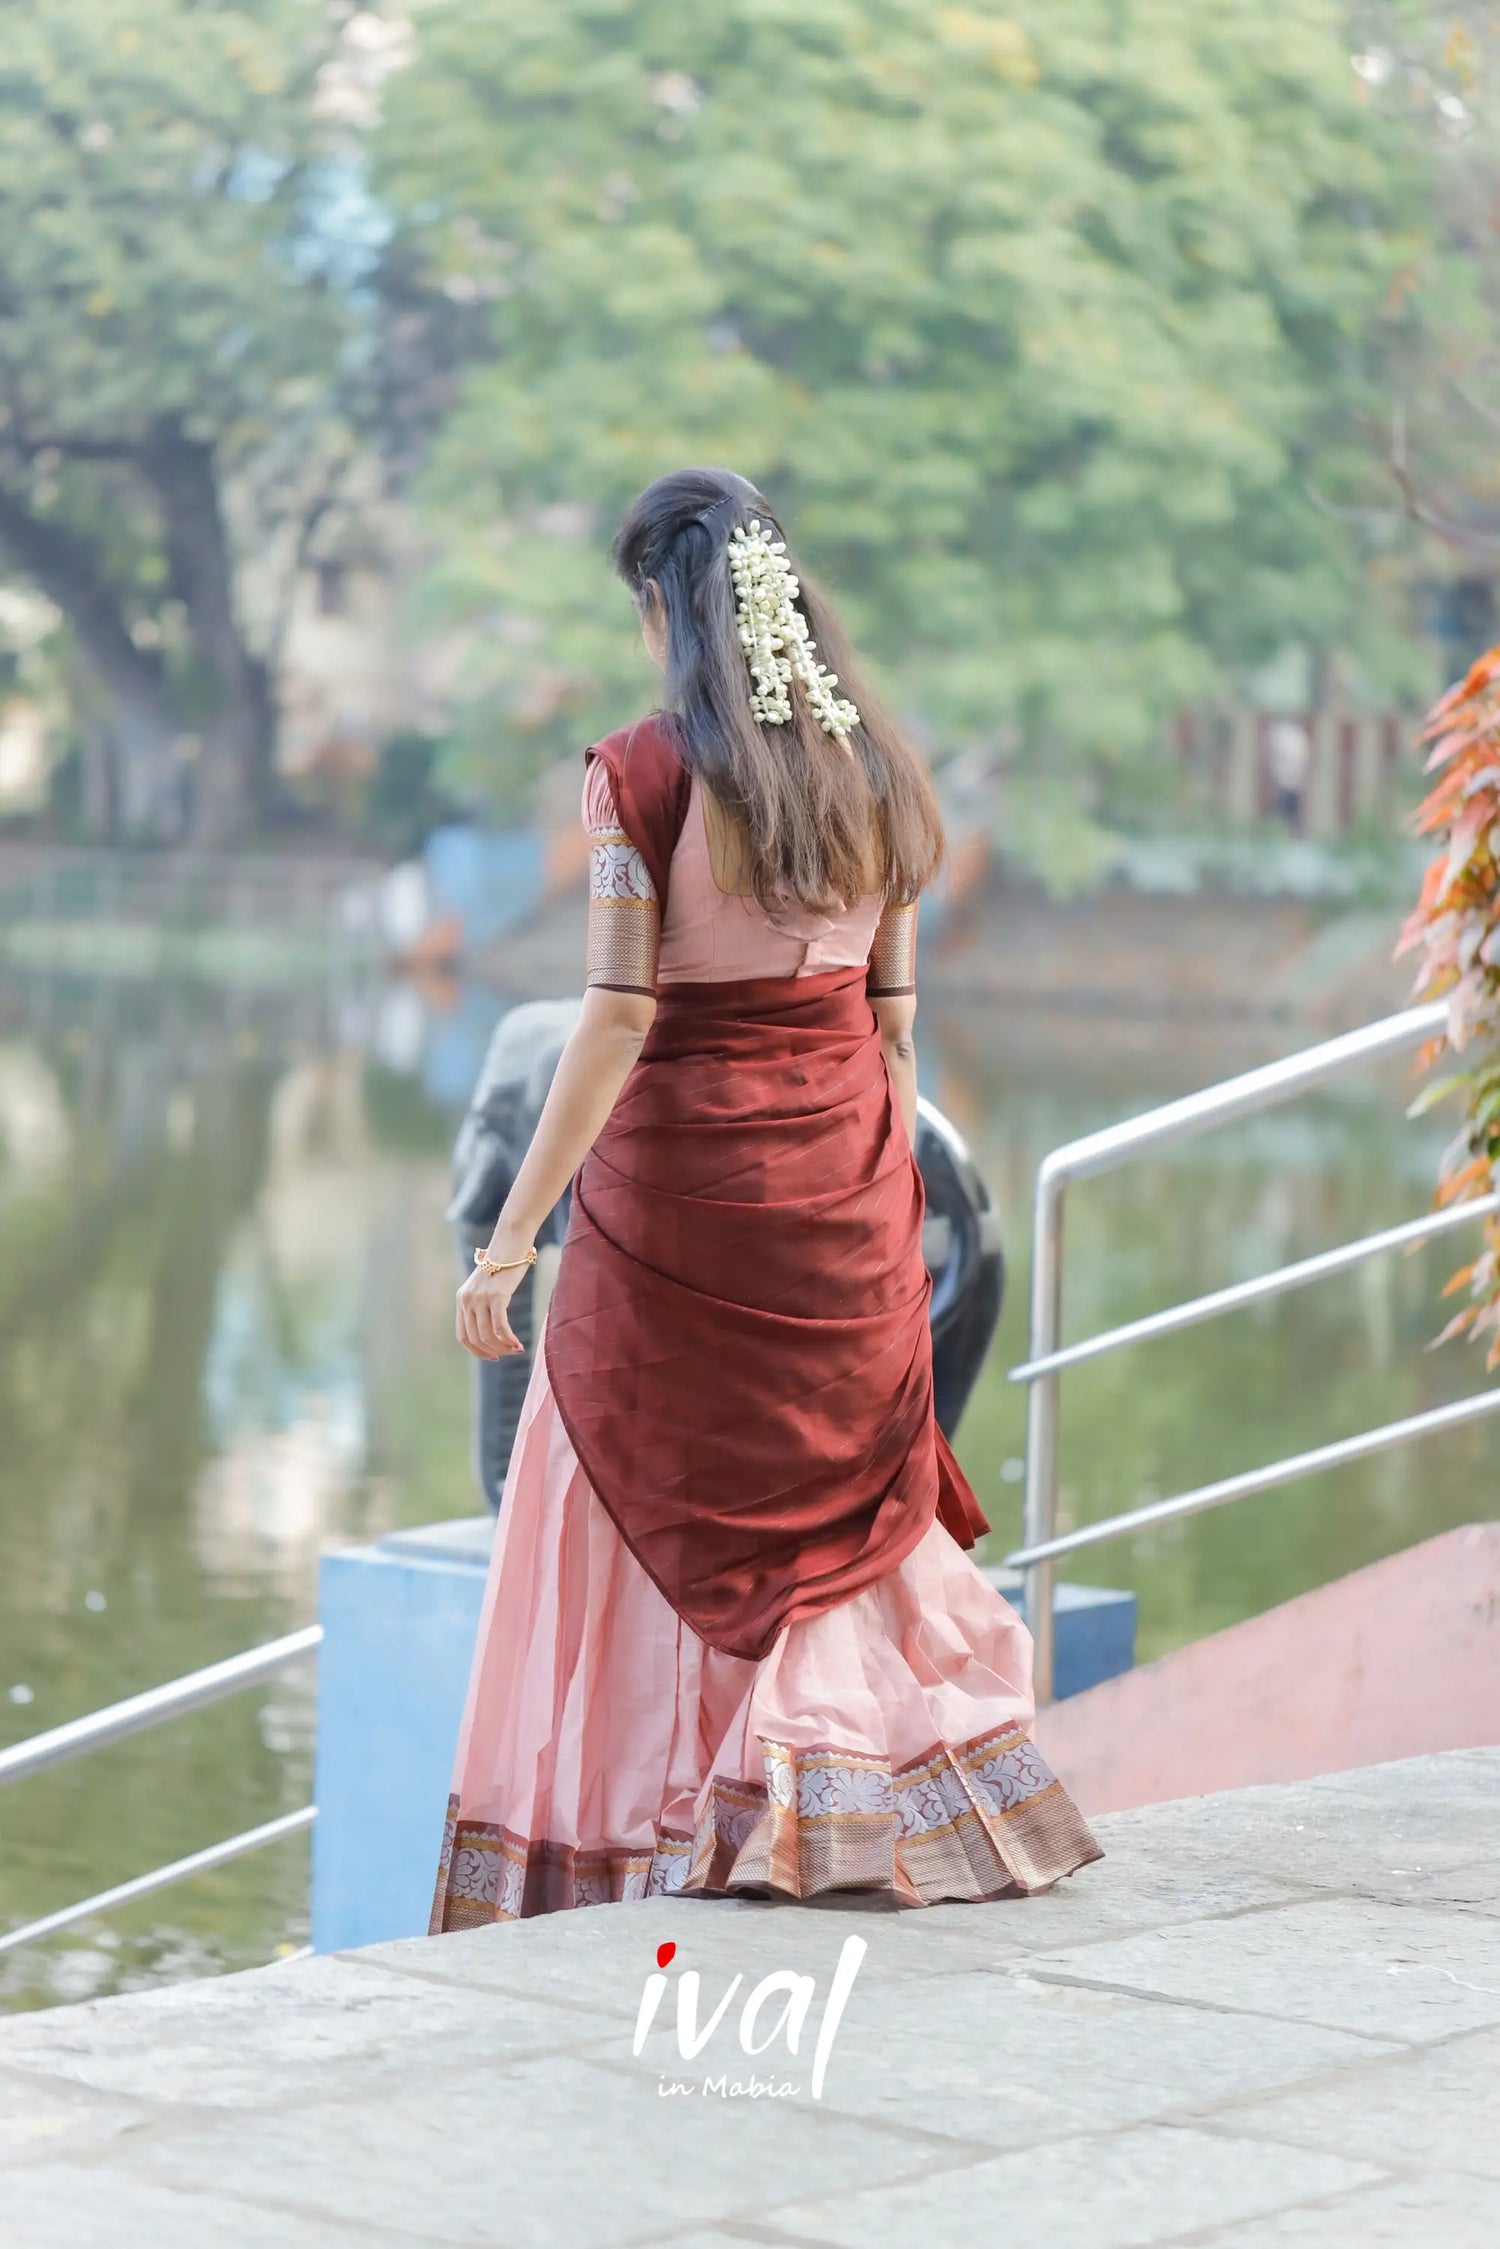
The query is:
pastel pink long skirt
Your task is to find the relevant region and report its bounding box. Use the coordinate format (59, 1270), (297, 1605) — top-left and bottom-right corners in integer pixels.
(429, 1350), (1101, 1928)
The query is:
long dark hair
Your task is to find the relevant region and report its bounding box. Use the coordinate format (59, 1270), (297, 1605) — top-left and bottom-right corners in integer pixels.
(612, 467), (944, 913)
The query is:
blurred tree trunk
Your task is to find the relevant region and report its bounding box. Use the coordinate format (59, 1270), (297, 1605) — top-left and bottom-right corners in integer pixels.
(0, 484), (182, 840)
(143, 421), (278, 847)
(0, 4), (381, 849)
(0, 438), (281, 844)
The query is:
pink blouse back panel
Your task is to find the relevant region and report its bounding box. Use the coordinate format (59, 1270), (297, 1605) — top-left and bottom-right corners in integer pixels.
(661, 772), (884, 982)
(584, 762), (884, 984)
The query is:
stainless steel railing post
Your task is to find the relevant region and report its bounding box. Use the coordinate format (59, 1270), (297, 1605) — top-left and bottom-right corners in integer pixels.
(1008, 1002), (1492, 1682)
(1023, 1162), (1066, 1705)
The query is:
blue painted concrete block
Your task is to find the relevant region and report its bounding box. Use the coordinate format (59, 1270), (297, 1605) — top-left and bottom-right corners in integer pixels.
(311, 1519), (1136, 1953)
(311, 1519), (491, 1954)
(984, 1570), (1139, 1705)
(423, 826), (545, 953)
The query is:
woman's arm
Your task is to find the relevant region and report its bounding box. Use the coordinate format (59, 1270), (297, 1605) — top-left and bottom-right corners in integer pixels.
(456, 988), (655, 1360)
(456, 754), (661, 1361)
(872, 992), (918, 1149)
(868, 895), (919, 1149)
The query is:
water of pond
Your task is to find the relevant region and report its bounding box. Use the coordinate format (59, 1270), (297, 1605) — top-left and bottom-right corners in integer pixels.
(0, 962), (1489, 2013)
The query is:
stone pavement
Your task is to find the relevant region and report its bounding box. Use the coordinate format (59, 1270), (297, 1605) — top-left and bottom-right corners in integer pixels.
(0, 1749), (1496, 2248)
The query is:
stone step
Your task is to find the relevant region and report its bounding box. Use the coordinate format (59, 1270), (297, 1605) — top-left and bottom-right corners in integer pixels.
(1, 1750), (1496, 2246)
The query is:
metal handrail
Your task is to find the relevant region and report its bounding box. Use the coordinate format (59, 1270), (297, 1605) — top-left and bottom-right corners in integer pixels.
(1010, 1192), (1500, 1383)
(0, 1809), (317, 1959)
(1008, 1001), (1492, 1704)
(0, 1626), (322, 1788)
(0, 1628), (322, 1958)
(1007, 1388), (1500, 1568)
(1028, 1002), (1446, 1187)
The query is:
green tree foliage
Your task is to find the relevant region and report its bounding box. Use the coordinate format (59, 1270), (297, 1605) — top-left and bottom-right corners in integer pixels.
(0, 3), (395, 840)
(380, 0), (1427, 829)
(1329, 10), (1500, 575)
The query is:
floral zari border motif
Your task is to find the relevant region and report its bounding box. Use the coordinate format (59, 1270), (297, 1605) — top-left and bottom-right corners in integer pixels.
(429, 1719), (1101, 1931)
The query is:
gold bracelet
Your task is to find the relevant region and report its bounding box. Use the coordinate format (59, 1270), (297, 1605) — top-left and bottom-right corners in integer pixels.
(473, 1245), (538, 1277)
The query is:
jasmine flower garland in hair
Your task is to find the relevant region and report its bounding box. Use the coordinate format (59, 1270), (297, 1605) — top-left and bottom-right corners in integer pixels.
(728, 520), (860, 742)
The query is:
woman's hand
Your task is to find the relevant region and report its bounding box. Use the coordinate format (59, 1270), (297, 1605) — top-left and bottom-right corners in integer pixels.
(455, 1256), (529, 1360)
(452, 989), (655, 1364)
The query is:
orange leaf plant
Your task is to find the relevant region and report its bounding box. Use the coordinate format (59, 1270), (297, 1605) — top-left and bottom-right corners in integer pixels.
(1395, 646), (1500, 1363)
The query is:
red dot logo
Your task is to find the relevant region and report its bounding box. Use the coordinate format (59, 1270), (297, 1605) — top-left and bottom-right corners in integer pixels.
(656, 1941), (676, 1969)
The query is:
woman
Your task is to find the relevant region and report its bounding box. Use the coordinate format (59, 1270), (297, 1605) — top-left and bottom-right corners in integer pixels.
(430, 467), (1100, 1927)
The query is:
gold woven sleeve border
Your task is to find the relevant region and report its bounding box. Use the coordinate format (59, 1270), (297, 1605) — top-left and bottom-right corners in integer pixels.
(585, 895), (659, 995)
(867, 897), (918, 998)
(585, 801), (660, 994)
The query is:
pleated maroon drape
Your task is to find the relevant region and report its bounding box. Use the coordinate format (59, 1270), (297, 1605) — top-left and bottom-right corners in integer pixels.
(545, 716), (986, 1661)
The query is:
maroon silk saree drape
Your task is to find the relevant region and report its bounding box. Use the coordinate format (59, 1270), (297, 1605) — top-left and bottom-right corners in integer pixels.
(544, 719), (987, 1664)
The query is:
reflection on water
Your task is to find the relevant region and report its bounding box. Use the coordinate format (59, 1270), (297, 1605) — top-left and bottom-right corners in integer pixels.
(0, 967), (1485, 2011)
(0, 969), (491, 2014)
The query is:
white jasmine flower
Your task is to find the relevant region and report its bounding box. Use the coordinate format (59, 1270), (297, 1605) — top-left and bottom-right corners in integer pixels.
(727, 521), (860, 741)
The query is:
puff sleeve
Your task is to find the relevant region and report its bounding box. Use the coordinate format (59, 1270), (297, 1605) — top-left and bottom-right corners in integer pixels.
(582, 758), (660, 996)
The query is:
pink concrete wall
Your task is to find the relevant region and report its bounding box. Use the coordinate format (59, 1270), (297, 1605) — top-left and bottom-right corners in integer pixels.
(1034, 1523), (1500, 1818)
